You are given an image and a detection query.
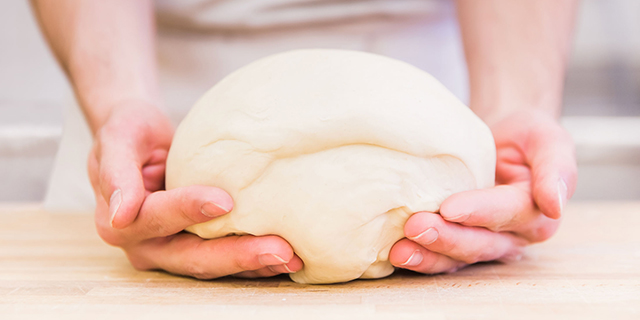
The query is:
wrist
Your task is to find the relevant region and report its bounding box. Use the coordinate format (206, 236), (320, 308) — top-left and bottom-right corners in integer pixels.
(87, 98), (163, 134)
(470, 96), (562, 126)
(479, 109), (561, 133)
(467, 69), (565, 126)
(96, 100), (174, 153)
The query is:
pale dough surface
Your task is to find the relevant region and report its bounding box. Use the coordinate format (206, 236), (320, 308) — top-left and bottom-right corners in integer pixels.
(165, 49), (495, 284)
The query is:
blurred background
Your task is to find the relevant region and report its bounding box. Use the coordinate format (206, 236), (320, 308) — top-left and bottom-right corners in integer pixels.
(1, 0), (639, 202)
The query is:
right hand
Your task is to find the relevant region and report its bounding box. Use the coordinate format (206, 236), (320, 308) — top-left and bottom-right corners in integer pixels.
(389, 110), (577, 274)
(88, 102), (303, 278)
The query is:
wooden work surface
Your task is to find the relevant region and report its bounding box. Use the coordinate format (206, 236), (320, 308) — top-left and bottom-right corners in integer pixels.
(0, 202), (638, 319)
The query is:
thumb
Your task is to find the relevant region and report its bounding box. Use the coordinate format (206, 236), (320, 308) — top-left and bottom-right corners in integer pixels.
(525, 119), (578, 219)
(96, 128), (148, 229)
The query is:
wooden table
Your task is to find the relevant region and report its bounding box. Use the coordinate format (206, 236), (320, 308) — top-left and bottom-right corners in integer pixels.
(0, 202), (638, 319)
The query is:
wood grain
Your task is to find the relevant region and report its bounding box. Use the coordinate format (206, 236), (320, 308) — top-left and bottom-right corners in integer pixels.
(0, 202), (638, 319)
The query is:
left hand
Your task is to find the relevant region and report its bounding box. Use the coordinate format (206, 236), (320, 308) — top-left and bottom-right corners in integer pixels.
(90, 103), (302, 279)
(389, 110), (578, 273)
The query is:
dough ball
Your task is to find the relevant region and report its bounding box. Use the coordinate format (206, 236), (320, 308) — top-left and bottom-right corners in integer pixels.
(165, 49), (496, 284)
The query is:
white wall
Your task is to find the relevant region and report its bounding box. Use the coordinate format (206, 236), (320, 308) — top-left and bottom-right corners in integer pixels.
(571, 0), (640, 66)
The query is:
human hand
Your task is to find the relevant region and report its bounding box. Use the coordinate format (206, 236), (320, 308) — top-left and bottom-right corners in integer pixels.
(389, 110), (577, 273)
(89, 102), (302, 278)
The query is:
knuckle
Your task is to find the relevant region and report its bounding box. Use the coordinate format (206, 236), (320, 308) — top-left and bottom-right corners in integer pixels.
(184, 262), (213, 280)
(444, 266), (462, 274)
(460, 246), (497, 265)
(487, 222), (508, 233)
(461, 253), (482, 265)
(417, 256), (439, 274)
(177, 189), (198, 225)
(145, 213), (169, 236)
(95, 222), (126, 247)
(531, 220), (560, 243)
(437, 231), (458, 253)
(96, 230), (124, 247)
(232, 237), (258, 271)
(233, 256), (254, 273)
(99, 121), (120, 137)
(127, 254), (154, 271)
(98, 167), (111, 186)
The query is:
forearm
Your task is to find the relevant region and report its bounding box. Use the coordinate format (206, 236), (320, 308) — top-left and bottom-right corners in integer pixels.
(31, 0), (160, 133)
(456, 0), (578, 124)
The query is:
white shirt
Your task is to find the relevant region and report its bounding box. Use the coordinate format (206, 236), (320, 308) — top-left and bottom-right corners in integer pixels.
(155, 0), (441, 30)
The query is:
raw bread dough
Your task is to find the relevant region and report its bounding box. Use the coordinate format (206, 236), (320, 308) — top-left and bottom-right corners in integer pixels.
(165, 49), (496, 284)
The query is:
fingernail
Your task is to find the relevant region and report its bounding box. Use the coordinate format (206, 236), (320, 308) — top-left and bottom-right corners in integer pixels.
(446, 213), (470, 223)
(109, 189), (122, 227)
(400, 250), (424, 267)
(557, 178), (568, 217)
(258, 253), (288, 266)
(267, 264), (295, 274)
(200, 202), (231, 217)
(408, 228), (438, 245)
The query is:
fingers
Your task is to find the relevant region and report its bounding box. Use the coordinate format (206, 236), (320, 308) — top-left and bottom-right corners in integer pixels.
(92, 107), (174, 229)
(438, 111), (570, 243)
(526, 122), (578, 219)
(439, 182), (560, 242)
(492, 111), (578, 220)
(390, 239), (466, 274)
(126, 185), (234, 240)
(393, 111), (574, 273)
(141, 149), (169, 191)
(129, 233), (303, 279)
(235, 255), (305, 278)
(439, 183), (534, 231)
(401, 212), (526, 265)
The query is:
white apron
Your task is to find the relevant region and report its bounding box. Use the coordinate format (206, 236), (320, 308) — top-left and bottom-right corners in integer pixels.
(44, 0), (468, 211)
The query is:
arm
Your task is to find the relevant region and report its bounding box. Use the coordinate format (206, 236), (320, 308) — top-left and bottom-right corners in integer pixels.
(390, 0), (579, 273)
(31, 0), (301, 278)
(31, 0), (159, 132)
(459, 0), (577, 124)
